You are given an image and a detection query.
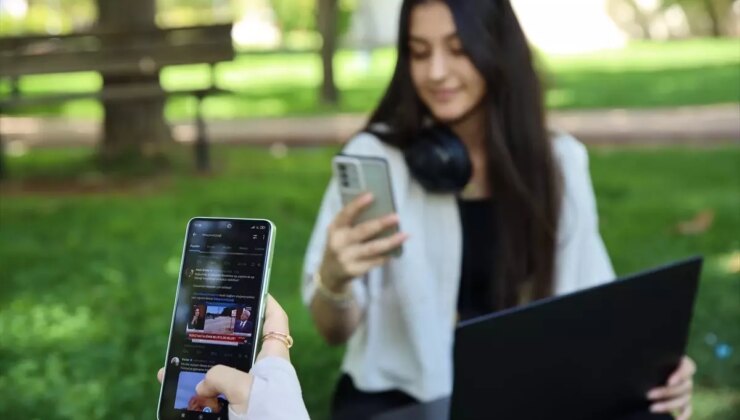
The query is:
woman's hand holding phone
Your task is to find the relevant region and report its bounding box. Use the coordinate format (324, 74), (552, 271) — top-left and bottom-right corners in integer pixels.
(319, 193), (409, 292)
(157, 295), (308, 418)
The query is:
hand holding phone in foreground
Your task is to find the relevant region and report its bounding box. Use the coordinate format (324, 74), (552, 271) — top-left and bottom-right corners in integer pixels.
(158, 295), (309, 420)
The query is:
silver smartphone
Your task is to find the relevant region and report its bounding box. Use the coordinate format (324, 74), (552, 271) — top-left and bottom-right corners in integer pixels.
(157, 217), (275, 419)
(333, 154), (402, 257)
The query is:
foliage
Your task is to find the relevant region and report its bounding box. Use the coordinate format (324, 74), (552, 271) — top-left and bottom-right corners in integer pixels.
(609, 0), (737, 38)
(269, 0), (357, 37)
(269, 0), (317, 32)
(1, 145), (739, 419)
(658, 0), (736, 36)
(0, 0), (96, 36)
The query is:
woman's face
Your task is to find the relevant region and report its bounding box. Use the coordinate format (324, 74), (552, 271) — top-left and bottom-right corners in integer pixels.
(408, 1), (487, 124)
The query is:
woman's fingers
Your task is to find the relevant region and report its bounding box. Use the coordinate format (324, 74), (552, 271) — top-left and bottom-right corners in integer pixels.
(648, 356), (695, 416)
(650, 393), (691, 413)
(257, 294), (291, 362)
(349, 256), (391, 276)
(676, 403), (693, 420)
(347, 213), (399, 244)
(668, 356), (696, 386)
(196, 364), (253, 414)
(647, 379), (692, 401)
(332, 193), (373, 229)
(348, 232), (408, 261)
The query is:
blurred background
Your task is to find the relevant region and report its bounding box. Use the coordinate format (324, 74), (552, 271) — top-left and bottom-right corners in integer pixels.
(0, 0), (738, 418)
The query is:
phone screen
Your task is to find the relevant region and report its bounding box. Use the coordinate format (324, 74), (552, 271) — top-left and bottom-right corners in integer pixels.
(158, 218), (273, 420)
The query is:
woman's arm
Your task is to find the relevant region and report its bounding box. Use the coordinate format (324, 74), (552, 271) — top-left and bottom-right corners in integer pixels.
(308, 267), (364, 346)
(307, 194), (407, 345)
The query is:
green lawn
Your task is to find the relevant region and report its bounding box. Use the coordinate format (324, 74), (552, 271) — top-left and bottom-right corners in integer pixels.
(0, 145), (738, 419)
(1, 39), (738, 120)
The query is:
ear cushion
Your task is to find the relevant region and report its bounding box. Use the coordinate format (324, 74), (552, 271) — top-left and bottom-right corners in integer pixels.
(404, 125), (472, 193)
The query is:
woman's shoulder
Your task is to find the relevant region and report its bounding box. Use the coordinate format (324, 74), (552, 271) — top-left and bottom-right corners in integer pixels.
(551, 131), (598, 236)
(343, 130), (402, 155)
(551, 131), (589, 171)
(343, 130), (406, 167)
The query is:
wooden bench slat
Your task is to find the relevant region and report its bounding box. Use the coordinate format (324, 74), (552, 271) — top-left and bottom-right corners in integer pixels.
(0, 44), (234, 77)
(0, 85), (230, 108)
(0, 24), (234, 77)
(0, 24), (233, 50)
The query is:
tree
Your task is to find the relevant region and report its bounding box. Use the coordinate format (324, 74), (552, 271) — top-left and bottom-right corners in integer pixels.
(317, 0), (339, 104)
(95, 0), (173, 164)
(660, 0), (735, 37)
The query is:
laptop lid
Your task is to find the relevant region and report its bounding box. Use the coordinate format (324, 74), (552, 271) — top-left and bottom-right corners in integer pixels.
(451, 257), (702, 420)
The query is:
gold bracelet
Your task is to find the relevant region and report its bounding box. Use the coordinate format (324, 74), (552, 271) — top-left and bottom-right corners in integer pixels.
(262, 331), (294, 349)
(313, 271), (354, 306)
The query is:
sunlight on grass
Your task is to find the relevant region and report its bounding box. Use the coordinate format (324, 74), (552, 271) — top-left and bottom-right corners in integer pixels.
(3, 39), (738, 119)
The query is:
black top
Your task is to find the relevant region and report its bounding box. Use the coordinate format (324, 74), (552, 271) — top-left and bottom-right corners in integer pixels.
(457, 198), (497, 321)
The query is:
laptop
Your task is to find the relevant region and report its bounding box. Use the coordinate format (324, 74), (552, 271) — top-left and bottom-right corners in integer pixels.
(374, 257), (702, 420)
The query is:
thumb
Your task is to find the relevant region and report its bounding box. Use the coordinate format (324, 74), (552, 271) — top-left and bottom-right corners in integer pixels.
(196, 365), (253, 415)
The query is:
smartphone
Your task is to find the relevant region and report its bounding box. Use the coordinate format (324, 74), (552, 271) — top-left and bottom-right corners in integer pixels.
(333, 154), (402, 257)
(157, 217), (275, 420)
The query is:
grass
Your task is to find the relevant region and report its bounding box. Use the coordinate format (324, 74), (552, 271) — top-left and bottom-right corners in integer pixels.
(0, 39), (738, 120)
(0, 144), (739, 419)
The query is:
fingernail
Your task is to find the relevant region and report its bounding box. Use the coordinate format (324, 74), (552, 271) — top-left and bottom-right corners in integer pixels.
(646, 390), (658, 399)
(650, 404), (660, 413)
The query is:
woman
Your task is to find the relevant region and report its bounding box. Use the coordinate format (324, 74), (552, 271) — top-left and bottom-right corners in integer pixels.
(301, 1), (695, 419)
(188, 306), (205, 330)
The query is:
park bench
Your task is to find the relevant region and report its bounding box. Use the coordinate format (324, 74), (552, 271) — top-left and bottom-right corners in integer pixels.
(0, 24), (236, 173)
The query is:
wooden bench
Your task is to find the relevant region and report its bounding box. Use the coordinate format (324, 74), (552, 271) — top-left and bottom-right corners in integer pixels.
(0, 24), (235, 175)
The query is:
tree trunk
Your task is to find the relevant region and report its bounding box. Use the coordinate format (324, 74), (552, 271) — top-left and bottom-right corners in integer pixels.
(317, 0), (339, 104)
(95, 0), (172, 164)
(626, 0), (654, 39)
(702, 0), (723, 37)
(0, 127), (5, 180)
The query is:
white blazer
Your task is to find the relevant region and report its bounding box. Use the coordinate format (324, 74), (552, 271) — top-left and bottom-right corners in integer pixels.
(301, 131), (615, 402)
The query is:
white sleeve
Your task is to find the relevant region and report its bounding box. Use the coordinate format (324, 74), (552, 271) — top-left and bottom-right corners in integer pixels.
(228, 357), (310, 420)
(575, 154), (616, 289)
(554, 135), (615, 295)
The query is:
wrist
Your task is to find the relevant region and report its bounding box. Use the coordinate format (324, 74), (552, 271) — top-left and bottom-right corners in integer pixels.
(318, 265), (349, 293)
(314, 268), (353, 307)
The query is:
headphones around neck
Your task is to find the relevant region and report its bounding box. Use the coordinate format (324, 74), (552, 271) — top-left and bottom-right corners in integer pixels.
(403, 125), (472, 193)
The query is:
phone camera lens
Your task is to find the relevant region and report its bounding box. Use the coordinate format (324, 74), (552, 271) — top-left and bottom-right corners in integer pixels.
(227, 223), (232, 229)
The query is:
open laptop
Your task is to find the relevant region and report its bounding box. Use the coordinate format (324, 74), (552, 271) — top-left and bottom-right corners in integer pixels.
(374, 257), (702, 420)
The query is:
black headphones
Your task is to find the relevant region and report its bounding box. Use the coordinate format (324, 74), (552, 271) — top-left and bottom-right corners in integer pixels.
(403, 125), (472, 193)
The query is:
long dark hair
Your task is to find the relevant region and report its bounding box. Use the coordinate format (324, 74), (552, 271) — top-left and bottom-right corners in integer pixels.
(367, 0), (561, 309)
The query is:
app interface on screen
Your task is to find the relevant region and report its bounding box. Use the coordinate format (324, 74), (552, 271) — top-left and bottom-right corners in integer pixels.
(160, 219), (271, 418)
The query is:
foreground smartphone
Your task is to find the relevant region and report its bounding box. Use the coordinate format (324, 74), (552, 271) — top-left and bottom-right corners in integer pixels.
(157, 217), (275, 420)
(333, 154), (402, 257)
